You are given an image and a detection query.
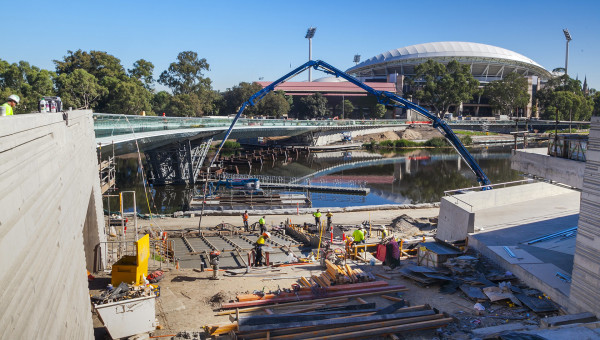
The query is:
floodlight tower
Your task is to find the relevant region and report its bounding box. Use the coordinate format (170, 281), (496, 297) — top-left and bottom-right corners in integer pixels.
(305, 27), (317, 81)
(353, 54), (361, 65)
(563, 29), (572, 76)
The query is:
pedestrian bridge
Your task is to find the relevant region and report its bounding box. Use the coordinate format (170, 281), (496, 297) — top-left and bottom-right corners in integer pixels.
(93, 113), (409, 155)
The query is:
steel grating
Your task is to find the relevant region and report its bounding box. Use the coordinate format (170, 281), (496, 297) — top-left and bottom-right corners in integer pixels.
(171, 234), (296, 269)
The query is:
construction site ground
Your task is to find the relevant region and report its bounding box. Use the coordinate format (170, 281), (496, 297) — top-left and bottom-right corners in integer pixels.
(92, 208), (582, 339)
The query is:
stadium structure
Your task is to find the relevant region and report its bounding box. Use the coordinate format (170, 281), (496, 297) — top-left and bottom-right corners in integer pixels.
(346, 41), (552, 117)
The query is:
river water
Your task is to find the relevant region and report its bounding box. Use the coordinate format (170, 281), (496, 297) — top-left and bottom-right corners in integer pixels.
(110, 146), (522, 214)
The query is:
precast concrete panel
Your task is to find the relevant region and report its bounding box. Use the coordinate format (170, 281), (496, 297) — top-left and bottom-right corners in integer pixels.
(0, 110), (105, 339)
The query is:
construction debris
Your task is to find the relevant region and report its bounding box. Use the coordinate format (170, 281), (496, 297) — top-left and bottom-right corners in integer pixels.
(204, 265), (454, 340)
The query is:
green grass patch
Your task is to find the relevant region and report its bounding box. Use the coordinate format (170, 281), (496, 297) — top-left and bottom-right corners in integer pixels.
(221, 140), (241, 149)
(394, 139), (422, 148)
(423, 137), (449, 147)
(548, 128), (589, 134)
(454, 130), (498, 136)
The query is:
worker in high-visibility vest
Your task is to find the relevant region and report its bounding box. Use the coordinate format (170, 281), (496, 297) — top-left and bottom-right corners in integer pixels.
(254, 232), (271, 266)
(381, 227), (389, 240)
(313, 209), (322, 228)
(352, 227), (366, 244)
(326, 209), (334, 240)
(258, 216), (266, 234)
(1, 95), (20, 116)
(242, 210), (249, 232)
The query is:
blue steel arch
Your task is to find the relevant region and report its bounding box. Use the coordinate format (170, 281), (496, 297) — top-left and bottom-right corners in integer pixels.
(211, 60), (491, 187)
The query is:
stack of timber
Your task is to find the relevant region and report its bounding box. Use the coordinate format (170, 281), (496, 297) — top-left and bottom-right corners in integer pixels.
(208, 300), (452, 338)
(205, 262), (455, 338)
(309, 260), (376, 287)
(226, 261), (383, 307)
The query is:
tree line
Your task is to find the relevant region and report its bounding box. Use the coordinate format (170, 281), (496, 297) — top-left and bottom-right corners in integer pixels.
(406, 59), (598, 121)
(0, 50), (385, 119)
(1, 50), (598, 121)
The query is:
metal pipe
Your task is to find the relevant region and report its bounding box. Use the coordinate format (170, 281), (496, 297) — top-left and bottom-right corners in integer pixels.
(526, 227), (578, 245)
(308, 38), (313, 82)
(503, 246), (517, 258)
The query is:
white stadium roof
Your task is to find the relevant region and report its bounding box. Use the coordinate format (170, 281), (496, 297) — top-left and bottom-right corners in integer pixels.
(347, 41), (550, 79)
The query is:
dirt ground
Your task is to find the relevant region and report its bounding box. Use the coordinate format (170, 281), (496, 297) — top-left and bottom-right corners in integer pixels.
(92, 208), (450, 339)
(93, 209), (549, 339)
(352, 125), (444, 144)
(136, 207), (440, 234)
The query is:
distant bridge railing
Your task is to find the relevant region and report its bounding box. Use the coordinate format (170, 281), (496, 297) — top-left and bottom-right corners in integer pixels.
(93, 113), (409, 138)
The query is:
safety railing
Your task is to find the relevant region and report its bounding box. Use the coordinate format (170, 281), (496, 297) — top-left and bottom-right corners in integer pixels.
(443, 179), (536, 212)
(93, 113), (408, 138)
(220, 173), (299, 184)
(548, 134), (587, 162)
(100, 239), (175, 272)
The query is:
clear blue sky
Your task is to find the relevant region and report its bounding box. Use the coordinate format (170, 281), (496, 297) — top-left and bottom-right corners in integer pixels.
(5, 0), (600, 92)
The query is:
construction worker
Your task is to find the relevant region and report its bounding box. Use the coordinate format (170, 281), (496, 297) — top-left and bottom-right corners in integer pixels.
(326, 209), (333, 229)
(242, 210), (249, 232)
(258, 216), (266, 234)
(381, 227), (389, 240)
(254, 232), (271, 266)
(352, 227), (366, 244)
(313, 209), (322, 228)
(1, 95), (20, 116)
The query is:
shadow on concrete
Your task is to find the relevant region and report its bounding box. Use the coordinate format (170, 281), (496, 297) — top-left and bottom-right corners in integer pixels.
(88, 277), (111, 291)
(171, 275), (200, 282)
(473, 214), (578, 274)
(94, 326), (109, 340)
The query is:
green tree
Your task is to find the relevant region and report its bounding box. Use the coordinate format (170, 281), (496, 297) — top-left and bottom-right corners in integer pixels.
(169, 93), (204, 117)
(152, 91), (172, 115)
(105, 80), (152, 115)
(221, 82), (263, 116)
(542, 91), (593, 121)
(128, 59), (155, 90)
(536, 74), (592, 121)
(54, 50), (130, 112)
(412, 59), (480, 117)
(372, 103), (387, 119)
(484, 72), (530, 117)
(593, 92), (600, 116)
(158, 51), (211, 95)
(292, 93), (328, 119)
(256, 90), (290, 117)
(56, 69), (107, 110)
(54, 50), (127, 80)
(0, 59), (56, 114)
(336, 99), (354, 119)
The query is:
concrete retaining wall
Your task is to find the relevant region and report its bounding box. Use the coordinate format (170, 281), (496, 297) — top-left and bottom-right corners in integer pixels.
(0, 110), (105, 339)
(511, 148), (585, 188)
(570, 116), (600, 317)
(437, 182), (574, 242)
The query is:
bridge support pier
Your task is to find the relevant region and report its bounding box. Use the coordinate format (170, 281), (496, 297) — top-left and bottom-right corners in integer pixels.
(145, 139), (211, 185)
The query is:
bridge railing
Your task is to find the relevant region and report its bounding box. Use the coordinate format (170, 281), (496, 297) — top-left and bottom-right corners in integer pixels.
(93, 113), (408, 138)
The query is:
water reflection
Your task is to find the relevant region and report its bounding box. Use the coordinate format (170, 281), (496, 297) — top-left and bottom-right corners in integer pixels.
(111, 146), (522, 213)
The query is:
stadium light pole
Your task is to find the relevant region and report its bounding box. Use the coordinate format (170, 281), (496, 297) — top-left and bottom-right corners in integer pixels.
(353, 54), (361, 65)
(306, 27), (316, 81)
(563, 29), (572, 76)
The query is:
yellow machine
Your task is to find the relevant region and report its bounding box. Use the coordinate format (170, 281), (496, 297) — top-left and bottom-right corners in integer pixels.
(111, 235), (150, 286)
